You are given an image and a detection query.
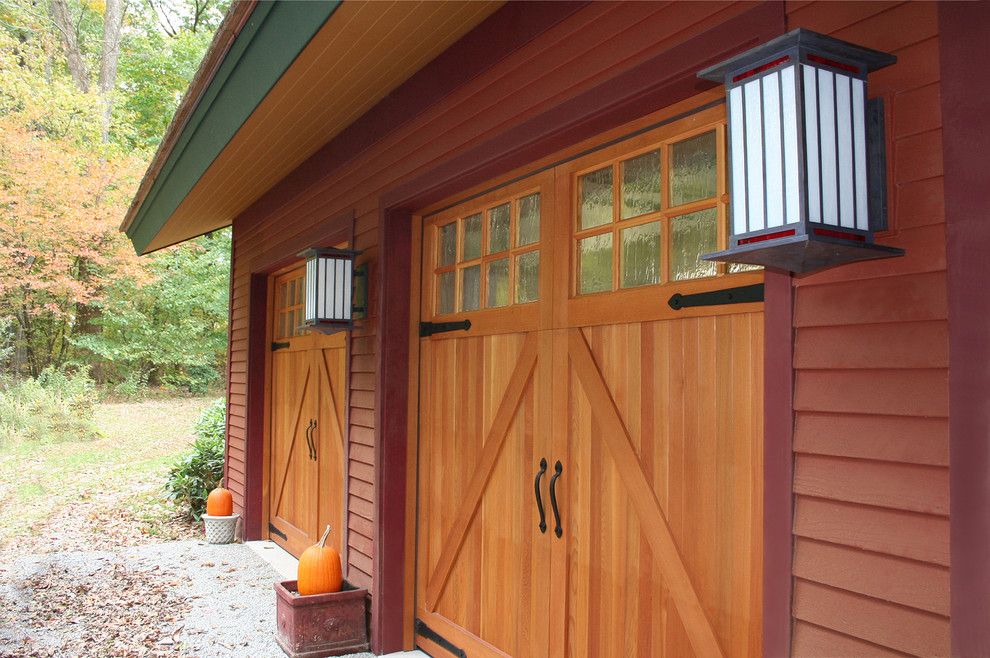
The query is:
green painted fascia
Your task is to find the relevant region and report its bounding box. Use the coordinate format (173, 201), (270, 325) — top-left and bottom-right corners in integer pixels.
(126, 0), (340, 254)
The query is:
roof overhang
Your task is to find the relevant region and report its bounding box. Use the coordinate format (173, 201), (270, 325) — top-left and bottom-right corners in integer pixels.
(123, 0), (501, 254)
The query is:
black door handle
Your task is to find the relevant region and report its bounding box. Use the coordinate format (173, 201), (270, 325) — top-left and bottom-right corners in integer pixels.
(549, 460), (563, 538)
(304, 419), (315, 460)
(310, 419), (318, 461)
(534, 458), (548, 534)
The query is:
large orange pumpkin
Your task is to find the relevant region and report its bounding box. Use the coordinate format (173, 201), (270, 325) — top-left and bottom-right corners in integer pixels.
(297, 525), (342, 596)
(206, 486), (233, 517)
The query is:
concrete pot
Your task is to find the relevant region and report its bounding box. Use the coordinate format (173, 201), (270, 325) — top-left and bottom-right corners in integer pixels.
(274, 579), (369, 658)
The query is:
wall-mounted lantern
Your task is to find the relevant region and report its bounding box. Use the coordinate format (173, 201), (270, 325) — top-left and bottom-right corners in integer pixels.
(299, 247), (362, 334)
(698, 29), (904, 273)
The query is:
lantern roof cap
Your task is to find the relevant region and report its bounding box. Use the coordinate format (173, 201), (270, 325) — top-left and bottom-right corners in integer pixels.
(698, 28), (896, 83)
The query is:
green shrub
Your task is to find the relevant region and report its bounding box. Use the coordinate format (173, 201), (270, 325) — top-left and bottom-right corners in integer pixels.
(166, 398), (226, 521)
(110, 370), (150, 400)
(0, 367), (100, 446)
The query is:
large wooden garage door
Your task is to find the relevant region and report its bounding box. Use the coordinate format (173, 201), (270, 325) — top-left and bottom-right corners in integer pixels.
(269, 267), (348, 558)
(416, 104), (763, 658)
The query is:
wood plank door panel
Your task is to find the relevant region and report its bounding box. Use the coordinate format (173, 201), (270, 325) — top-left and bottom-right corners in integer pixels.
(416, 331), (551, 658)
(270, 348), (318, 556)
(316, 339), (347, 557)
(551, 318), (763, 658)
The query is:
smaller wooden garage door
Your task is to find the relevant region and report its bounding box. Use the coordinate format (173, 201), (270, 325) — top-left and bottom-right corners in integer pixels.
(416, 103), (763, 658)
(268, 267), (348, 558)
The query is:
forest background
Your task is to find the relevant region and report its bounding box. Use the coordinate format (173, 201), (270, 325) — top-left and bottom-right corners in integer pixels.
(0, 0), (231, 412)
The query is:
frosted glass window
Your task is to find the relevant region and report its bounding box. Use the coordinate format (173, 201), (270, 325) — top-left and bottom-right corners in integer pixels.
(462, 213), (482, 260)
(460, 265), (480, 311)
(671, 131), (717, 206)
(437, 271), (455, 315)
(516, 251), (539, 303)
(488, 203), (510, 253)
(578, 233), (613, 294)
(621, 150), (661, 219)
(517, 193), (540, 246)
(438, 223), (456, 266)
(621, 222), (661, 288)
(671, 208), (717, 281)
(579, 167), (613, 229)
(487, 258), (509, 308)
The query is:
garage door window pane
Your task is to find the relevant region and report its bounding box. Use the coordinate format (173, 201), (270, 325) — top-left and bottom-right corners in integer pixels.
(621, 222), (661, 288)
(579, 167), (613, 230)
(578, 233), (613, 294)
(461, 265), (481, 311)
(671, 208), (717, 280)
(517, 193), (540, 246)
(437, 271), (455, 314)
(621, 150), (661, 219)
(671, 131), (717, 206)
(462, 213), (482, 260)
(487, 258), (509, 308)
(488, 204), (510, 254)
(439, 223), (457, 266)
(516, 251), (539, 303)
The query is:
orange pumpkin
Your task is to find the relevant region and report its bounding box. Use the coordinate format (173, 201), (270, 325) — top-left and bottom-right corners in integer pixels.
(297, 525), (342, 596)
(206, 486), (233, 517)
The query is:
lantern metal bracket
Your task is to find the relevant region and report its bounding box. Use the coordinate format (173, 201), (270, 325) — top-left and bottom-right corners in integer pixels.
(419, 319), (472, 337)
(668, 284), (765, 310)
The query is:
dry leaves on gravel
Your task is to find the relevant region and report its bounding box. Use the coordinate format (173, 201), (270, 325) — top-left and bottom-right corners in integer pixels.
(1, 558), (193, 657)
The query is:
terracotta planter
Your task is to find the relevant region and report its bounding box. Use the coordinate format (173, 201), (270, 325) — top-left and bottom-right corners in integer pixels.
(274, 580), (369, 658)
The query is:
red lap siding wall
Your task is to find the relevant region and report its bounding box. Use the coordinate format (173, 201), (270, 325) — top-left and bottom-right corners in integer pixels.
(786, 3), (950, 655)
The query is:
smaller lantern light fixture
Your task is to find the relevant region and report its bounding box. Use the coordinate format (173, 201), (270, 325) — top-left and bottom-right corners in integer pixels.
(698, 29), (904, 273)
(299, 247), (361, 334)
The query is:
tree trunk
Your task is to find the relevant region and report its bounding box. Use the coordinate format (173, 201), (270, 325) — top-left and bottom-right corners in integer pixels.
(48, 0), (88, 92)
(98, 0), (125, 142)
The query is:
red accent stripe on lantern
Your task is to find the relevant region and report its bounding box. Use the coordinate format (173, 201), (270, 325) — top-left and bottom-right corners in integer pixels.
(813, 228), (867, 242)
(732, 55), (791, 83)
(738, 229), (797, 245)
(807, 53), (860, 75)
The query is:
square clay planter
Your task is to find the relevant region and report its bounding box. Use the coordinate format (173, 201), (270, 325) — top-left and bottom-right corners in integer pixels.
(275, 579), (369, 658)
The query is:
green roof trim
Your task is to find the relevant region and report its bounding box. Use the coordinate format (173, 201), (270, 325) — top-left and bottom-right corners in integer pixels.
(126, 0), (340, 254)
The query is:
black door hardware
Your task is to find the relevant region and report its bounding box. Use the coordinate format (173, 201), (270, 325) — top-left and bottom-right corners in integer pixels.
(667, 283), (765, 310)
(549, 460), (563, 538)
(310, 419), (317, 460)
(415, 619), (466, 658)
(419, 319), (472, 337)
(304, 419), (314, 461)
(534, 458), (548, 534)
(268, 523), (287, 541)
(271, 341), (290, 351)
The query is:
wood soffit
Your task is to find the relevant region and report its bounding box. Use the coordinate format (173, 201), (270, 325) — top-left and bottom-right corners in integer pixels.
(126, 0), (502, 254)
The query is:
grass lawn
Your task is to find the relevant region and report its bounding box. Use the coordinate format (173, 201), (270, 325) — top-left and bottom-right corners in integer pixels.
(0, 397), (214, 552)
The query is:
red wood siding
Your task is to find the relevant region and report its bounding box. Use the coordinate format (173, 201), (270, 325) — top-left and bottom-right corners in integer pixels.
(223, 1), (773, 623)
(787, 2), (950, 655)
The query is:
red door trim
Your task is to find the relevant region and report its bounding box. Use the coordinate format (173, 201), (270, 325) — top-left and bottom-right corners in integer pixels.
(939, 3), (990, 654)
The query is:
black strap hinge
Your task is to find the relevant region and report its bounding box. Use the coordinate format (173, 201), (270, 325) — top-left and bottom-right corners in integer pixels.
(668, 283), (764, 310)
(268, 523), (287, 540)
(415, 619), (466, 658)
(419, 319), (471, 337)
(271, 341), (290, 351)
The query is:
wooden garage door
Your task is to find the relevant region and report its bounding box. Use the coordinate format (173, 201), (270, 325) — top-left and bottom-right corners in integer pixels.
(416, 104), (763, 658)
(269, 267), (348, 558)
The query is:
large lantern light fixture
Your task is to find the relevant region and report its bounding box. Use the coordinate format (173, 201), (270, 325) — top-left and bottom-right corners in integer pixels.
(699, 29), (904, 273)
(299, 247), (361, 334)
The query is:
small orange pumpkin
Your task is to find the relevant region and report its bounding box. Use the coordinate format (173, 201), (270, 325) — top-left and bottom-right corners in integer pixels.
(206, 486), (233, 517)
(297, 525), (342, 596)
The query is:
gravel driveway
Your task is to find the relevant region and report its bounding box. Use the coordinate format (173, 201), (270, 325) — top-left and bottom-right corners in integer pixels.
(0, 541), (374, 658)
